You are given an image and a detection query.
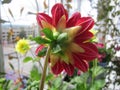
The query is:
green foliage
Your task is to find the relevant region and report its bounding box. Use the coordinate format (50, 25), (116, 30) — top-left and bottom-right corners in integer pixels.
(30, 65), (41, 81)
(90, 80), (105, 90)
(42, 28), (54, 40)
(51, 77), (62, 89)
(64, 60), (106, 90)
(24, 65), (41, 90)
(25, 80), (39, 90)
(23, 56), (33, 63)
(32, 36), (51, 44)
(91, 66), (106, 78)
(0, 78), (13, 90)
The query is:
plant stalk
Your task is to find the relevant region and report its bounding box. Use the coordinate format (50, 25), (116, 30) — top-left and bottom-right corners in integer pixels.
(91, 59), (98, 86)
(39, 46), (51, 90)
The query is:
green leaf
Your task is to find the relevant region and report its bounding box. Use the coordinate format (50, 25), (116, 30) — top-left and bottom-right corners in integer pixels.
(52, 77), (62, 88)
(95, 80), (105, 89)
(42, 28), (54, 40)
(90, 80), (105, 90)
(76, 83), (86, 90)
(30, 65), (41, 81)
(37, 47), (47, 57)
(61, 82), (69, 90)
(91, 66), (106, 77)
(57, 33), (68, 43)
(32, 57), (41, 62)
(0, 78), (6, 83)
(70, 76), (84, 84)
(31, 81), (39, 86)
(52, 44), (62, 54)
(50, 87), (58, 90)
(23, 56), (33, 63)
(31, 87), (38, 90)
(90, 85), (97, 90)
(45, 73), (54, 82)
(32, 36), (51, 44)
(70, 72), (89, 84)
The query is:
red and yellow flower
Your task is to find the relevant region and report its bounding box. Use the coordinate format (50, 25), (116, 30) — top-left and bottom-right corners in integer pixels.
(36, 3), (99, 76)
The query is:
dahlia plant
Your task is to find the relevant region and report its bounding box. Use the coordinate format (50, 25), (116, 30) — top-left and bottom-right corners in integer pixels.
(34, 3), (99, 90)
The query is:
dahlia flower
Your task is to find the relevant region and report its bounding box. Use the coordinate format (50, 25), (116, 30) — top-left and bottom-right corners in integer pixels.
(36, 3), (99, 76)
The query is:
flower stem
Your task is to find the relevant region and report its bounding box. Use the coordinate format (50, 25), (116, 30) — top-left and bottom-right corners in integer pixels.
(91, 59), (98, 86)
(39, 46), (51, 90)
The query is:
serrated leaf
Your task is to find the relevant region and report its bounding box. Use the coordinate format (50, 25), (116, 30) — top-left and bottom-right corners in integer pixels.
(23, 56), (33, 63)
(42, 28), (54, 40)
(32, 36), (51, 44)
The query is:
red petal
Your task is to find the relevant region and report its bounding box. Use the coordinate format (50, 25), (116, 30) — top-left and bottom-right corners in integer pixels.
(67, 12), (81, 27)
(74, 31), (93, 43)
(51, 3), (68, 26)
(72, 54), (89, 72)
(36, 13), (52, 28)
(62, 62), (74, 76)
(51, 61), (63, 75)
(76, 43), (99, 61)
(35, 45), (45, 56)
(76, 17), (94, 34)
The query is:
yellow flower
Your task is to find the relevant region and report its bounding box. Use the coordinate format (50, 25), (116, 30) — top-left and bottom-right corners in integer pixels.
(15, 39), (30, 54)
